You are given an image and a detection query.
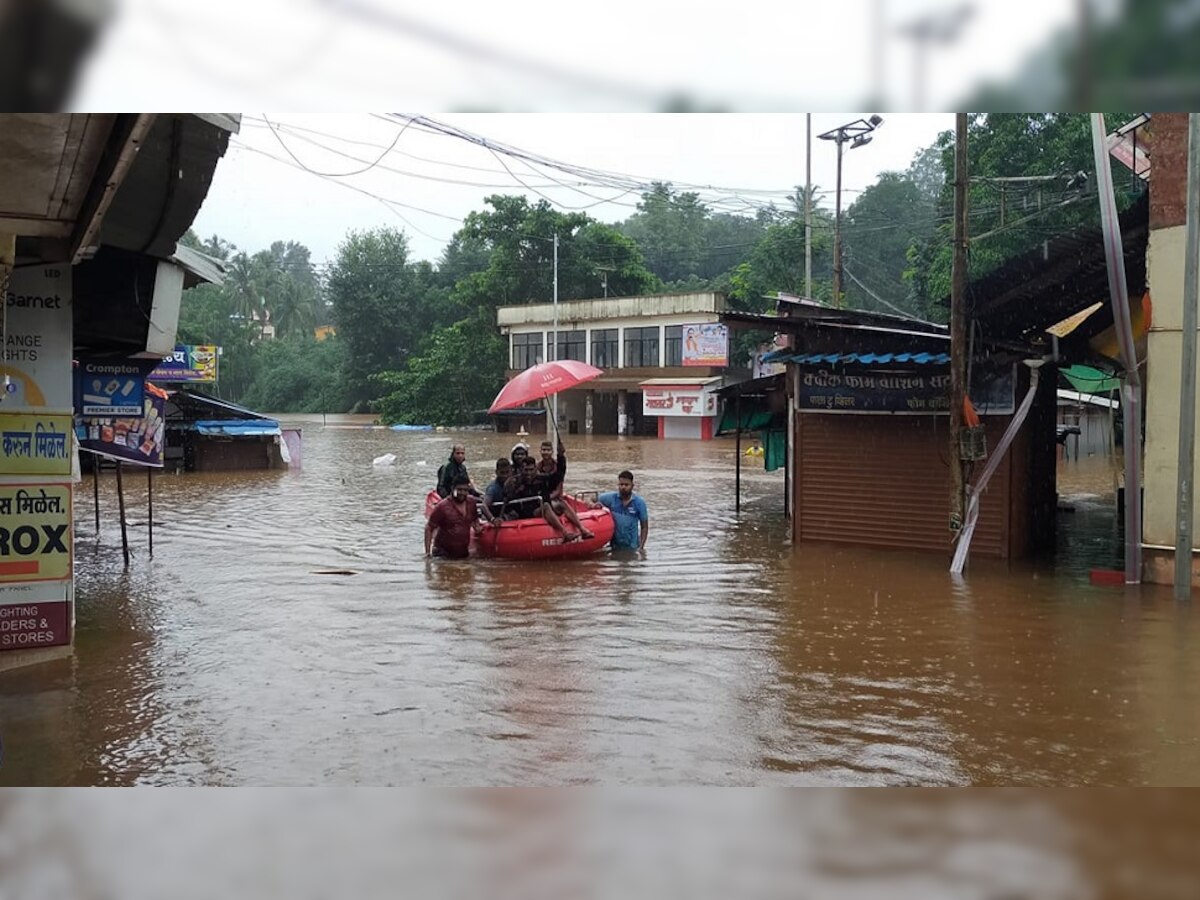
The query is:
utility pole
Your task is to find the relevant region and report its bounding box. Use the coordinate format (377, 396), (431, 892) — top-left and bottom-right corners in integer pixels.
(805, 113), (813, 299)
(596, 264), (614, 298)
(949, 113), (969, 536)
(1174, 112), (1200, 599)
(552, 232), (559, 440)
(833, 136), (845, 308)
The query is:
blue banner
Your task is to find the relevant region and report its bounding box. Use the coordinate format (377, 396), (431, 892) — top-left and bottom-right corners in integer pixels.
(74, 358), (159, 417)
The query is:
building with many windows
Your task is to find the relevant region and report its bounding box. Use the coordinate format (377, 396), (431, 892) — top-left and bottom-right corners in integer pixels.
(497, 292), (738, 437)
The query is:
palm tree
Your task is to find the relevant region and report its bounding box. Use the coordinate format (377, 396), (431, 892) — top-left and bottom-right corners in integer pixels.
(225, 252), (260, 321)
(201, 234), (234, 261)
(272, 275), (316, 339)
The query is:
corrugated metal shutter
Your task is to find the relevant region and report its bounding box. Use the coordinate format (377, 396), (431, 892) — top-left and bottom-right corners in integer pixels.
(797, 414), (1009, 557)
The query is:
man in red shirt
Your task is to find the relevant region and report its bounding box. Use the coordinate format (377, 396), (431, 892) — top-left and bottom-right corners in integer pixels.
(425, 475), (489, 558)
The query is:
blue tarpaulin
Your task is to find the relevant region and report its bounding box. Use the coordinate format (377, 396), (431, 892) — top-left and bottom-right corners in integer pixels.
(193, 419), (281, 437)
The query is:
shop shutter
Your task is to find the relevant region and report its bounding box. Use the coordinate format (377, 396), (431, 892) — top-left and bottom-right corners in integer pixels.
(797, 414), (1008, 557)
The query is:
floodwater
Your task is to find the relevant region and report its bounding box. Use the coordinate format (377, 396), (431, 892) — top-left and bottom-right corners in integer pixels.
(1, 418), (1198, 786)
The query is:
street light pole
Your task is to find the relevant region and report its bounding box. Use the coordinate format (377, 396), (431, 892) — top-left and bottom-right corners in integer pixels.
(833, 137), (845, 308)
(818, 115), (884, 310)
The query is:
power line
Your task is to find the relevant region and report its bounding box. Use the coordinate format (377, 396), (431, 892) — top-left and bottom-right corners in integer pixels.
(262, 113), (412, 178)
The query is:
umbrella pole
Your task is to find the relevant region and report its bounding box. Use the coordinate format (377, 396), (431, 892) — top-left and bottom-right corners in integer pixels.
(544, 397), (561, 445)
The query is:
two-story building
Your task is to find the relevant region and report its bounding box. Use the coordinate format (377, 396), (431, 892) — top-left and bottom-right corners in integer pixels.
(496, 292), (736, 438)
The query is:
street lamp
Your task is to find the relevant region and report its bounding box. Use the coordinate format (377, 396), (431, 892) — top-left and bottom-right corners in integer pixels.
(817, 115), (884, 309)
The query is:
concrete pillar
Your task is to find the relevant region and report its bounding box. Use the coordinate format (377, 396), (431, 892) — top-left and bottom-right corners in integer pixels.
(1142, 114), (1197, 583)
(617, 389), (628, 436)
(585, 391), (594, 435)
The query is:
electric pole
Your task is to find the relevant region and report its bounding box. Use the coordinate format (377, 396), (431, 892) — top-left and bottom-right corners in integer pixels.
(949, 112), (969, 536)
(805, 113), (813, 299)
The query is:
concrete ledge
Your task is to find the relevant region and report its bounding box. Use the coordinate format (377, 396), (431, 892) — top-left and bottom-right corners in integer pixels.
(0, 644), (73, 674)
(1143, 546), (1200, 588)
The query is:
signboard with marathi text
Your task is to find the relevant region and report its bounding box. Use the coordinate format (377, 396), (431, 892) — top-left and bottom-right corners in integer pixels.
(642, 386), (719, 418)
(3, 265), (73, 412)
(0, 413), (72, 476)
(797, 367), (1016, 415)
(681, 324), (728, 367)
(0, 482), (72, 583)
(149, 344), (218, 383)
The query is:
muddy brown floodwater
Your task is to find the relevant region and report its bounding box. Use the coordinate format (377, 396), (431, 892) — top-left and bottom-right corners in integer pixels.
(1, 417), (1197, 785)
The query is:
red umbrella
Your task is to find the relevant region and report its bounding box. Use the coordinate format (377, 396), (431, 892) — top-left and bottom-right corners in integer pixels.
(488, 360), (604, 413)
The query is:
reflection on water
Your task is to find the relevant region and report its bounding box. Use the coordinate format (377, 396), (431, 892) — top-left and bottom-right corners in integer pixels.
(1, 417), (1197, 785)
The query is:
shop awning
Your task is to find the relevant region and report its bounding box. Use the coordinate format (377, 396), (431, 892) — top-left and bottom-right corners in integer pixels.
(194, 419), (281, 437)
(1061, 364), (1121, 395)
(765, 351), (950, 366)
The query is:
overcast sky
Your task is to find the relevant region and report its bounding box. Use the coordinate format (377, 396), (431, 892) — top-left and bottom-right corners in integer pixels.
(78, 1), (1078, 111)
(190, 113), (957, 267)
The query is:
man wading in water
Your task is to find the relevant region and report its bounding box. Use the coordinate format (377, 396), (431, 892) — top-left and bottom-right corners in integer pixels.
(425, 475), (492, 558)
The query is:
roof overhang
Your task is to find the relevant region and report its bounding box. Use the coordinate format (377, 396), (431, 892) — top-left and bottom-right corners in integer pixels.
(170, 243), (226, 287)
(1, 113), (238, 266)
(638, 376), (724, 387)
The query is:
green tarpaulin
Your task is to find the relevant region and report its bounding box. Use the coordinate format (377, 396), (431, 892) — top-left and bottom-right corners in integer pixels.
(1061, 364), (1121, 395)
(763, 429), (786, 472)
(717, 408), (773, 435)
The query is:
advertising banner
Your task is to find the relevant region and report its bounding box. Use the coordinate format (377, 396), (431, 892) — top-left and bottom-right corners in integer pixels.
(0, 413), (72, 476)
(4, 264), (73, 412)
(642, 387), (719, 417)
(797, 367), (1016, 415)
(76, 382), (167, 467)
(75, 358), (159, 417)
(149, 344), (218, 382)
(0, 482), (72, 583)
(681, 324), (728, 367)
(0, 587), (70, 650)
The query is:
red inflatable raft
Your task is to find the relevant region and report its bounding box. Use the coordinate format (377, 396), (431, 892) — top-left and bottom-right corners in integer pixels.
(424, 490), (614, 560)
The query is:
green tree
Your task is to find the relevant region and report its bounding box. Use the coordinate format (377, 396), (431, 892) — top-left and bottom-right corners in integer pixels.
(374, 312), (507, 425)
(176, 282), (258, 400)
(326, 227), (431, 408)
(240, 336), (348, 413)
(908, 113), (1140, 315)
(453, 195), (658, 311)
(842, 172), (937, 316)
(618, 183), (711, 283)
(271, 274), (317, 340)
(225, 252), (260, 322)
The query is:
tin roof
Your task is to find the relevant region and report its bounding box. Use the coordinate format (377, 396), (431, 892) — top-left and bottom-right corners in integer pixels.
(764, 351), (951, 366)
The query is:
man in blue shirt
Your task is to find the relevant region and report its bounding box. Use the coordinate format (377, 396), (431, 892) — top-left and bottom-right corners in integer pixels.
(596, 470), (648, 552)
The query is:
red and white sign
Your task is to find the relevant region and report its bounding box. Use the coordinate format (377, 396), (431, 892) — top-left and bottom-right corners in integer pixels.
(0, 580), (70, 650)
(642, 386), (719, 417)
(0, 600), (69, 649)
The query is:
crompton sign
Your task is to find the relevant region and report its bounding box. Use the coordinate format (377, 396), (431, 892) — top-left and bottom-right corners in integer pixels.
(76, 358), (157, 416)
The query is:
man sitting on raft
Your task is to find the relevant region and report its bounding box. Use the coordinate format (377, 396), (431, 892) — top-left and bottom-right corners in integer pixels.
(535, 438), (594, 540)
(501, 456), (577, 542)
